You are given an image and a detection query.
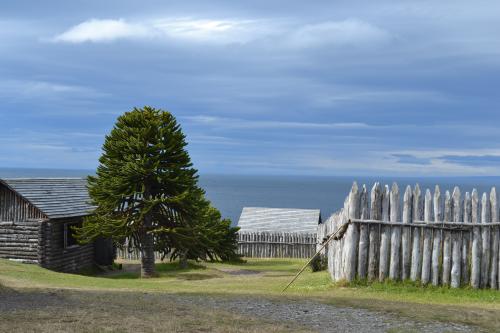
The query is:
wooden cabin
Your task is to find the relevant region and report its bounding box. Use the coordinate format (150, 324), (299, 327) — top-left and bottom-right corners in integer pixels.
(0, 178), (113, 272)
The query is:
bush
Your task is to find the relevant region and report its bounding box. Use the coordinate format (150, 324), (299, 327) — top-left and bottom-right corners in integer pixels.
(309, 254), (328, 272)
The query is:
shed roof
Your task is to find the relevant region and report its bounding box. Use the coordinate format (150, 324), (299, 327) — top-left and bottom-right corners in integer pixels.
(237, 207), (320, 233)
(0, 178), (94, 219)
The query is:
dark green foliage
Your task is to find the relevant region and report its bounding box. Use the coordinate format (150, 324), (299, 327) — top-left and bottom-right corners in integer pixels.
(76, 106), (239, 273)
(309, 254), (328, 272)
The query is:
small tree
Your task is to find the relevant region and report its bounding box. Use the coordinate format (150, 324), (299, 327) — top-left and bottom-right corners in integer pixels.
(77, 106), (238, 277)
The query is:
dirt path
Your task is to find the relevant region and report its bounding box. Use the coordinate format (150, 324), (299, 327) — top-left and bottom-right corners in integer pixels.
(172, 294), (475, 333)
(0, 289), (477, 332)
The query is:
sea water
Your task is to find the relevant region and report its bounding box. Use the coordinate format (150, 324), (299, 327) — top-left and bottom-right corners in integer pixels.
(1, 168), (499, 225)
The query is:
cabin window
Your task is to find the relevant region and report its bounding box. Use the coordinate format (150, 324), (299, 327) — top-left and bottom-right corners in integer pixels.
(64, 221), (82, 248)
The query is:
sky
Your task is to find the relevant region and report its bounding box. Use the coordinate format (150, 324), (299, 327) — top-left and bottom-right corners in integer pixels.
(1, 0), (500, 176)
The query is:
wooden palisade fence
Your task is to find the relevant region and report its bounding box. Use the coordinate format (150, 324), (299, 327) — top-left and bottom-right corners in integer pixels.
(237, 232), (317, 258)
(318, 182), (500, 289)
(116, 232), (317, 260)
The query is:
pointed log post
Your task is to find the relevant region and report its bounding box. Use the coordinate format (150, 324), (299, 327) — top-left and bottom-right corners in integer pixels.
(490, 188), (499, 289)
(462, 192), (472, 285)
(431, 185), (442, 286)
(336, 198), (349, 281)
(368, 182), (382, 281)
(343, 182), (360, 282)
(442, 190), (452, 286)
(471, 189), (481, 289)
(379, 184), (391, 281)
(357, 184), (370, 279)
(481, 192), (491, 288)
(451, 186), (462, 288)
(401, 185), (413, 280)
(421, 189), (433, 284)
(389, 183), (401, 280)
(410, 184), (423, 281)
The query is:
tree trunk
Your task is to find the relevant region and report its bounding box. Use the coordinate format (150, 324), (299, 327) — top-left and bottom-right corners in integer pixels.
(179, 250), (188, 269)
(140, 230), (156, 278)
(140, 182), (156, 278)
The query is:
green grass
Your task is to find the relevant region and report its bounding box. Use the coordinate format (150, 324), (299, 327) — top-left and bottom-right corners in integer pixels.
(1, 258), (500, 331)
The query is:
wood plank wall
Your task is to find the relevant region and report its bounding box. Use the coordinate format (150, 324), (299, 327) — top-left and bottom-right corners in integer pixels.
(0, 186), (46, 222)
(38, 218), (94, 272)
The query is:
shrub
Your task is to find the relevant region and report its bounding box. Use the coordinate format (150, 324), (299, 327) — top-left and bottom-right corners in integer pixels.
(309, 254), (328, 272)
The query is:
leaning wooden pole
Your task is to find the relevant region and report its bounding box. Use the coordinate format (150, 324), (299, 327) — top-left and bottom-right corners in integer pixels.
(282, 220), (351, 292)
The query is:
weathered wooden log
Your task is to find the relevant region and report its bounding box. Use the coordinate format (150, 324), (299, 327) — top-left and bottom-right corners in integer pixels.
(344, 182), (360, 281)
(336, 200), (349, 281)
(431, 185), (442, 286)
(401, 185), (412, 280)
(357, 185), (370, 279)
(471, 189), (481, 288)
(481, 192), (491, 288)
(421, 189), (433, 284)
(490, 188), (499, 289)
(0, 253), (38, 259)
(451, 187), (462, 288)
(462, 192), (471, 285)
(442, 190), (452, 285)
(379, 185), (390, 281)
(368, 183), (382, 281)
(389, 183), (401, 280)
(410, 184), (423, 281)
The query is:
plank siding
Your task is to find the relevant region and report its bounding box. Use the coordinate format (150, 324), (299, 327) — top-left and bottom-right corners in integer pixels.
(39, 218), (94, 272)
(0, 186), (46, 222)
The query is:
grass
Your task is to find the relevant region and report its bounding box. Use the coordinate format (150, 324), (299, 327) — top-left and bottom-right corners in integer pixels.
(0, 289), (309, 333)
(1, 258), (500, 331)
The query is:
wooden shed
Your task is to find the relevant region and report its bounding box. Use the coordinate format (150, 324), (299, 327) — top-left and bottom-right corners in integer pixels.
(0, 178), (113, 272)
(236, 207), (321, 258)
(237, 207), (321, 233)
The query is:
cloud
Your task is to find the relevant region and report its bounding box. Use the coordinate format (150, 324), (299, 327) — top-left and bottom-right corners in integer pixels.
(286, 19), (392, 48)
(50, 17), (390, 48)
(52, 19), (149, 43)
(439, 155), (500, 167)
(51, 17), (273, 44)
(153, 18), (273, 44)
(184, 115), (371, 130)
(0, 130), (101, 169)
(391, 154), (431, 165)
(0, 80), (109, 100)
(381, 150), (500, 175)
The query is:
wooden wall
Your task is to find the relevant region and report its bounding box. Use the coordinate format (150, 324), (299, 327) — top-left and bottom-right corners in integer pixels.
(0, 221), (39, 262)
(237, 232), (317, 258)
(0, 185), (46, 222)
(321, 182), (500, 289)
(39, 218), (94, 272)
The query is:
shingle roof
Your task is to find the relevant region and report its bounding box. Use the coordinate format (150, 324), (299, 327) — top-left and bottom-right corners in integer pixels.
(0, 178), (94, 219)
(237, 207), (320, 233)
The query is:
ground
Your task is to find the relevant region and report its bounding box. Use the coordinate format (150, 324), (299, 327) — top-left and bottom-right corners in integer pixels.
(0, 258), (499, 332)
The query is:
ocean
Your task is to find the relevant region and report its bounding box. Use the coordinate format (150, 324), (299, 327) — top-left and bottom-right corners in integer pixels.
(1, 168), (500, 225)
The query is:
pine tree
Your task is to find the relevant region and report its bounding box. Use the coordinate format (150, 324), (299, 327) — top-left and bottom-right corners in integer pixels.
(76, 106), (238, 277)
